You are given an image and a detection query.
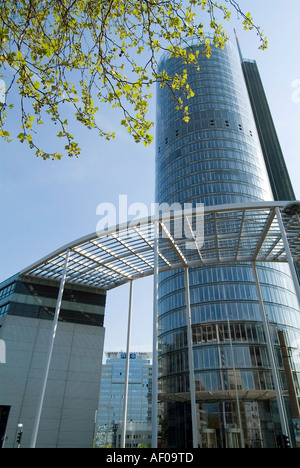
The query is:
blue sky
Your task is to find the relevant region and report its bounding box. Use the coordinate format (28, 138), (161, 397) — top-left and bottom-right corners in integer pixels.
(1, 0), (300, 354)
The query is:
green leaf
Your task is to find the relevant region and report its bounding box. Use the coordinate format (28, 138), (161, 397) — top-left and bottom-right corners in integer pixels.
(17, 133), (25, 142)
(0, 0), (267, 158)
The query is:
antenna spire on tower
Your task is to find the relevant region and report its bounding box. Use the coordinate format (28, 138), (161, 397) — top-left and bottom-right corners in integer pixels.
(234, 28), (243, 62)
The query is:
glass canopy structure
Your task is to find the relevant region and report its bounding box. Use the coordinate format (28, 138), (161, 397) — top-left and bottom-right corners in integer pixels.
(20, 201), (300, 448)
(21, 202), (300, 290)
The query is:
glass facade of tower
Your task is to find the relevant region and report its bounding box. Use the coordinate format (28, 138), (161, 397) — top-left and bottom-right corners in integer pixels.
(156, 38), (300, 448)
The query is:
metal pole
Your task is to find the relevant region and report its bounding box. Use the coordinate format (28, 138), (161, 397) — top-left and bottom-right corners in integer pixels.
(30, 249), (70, 448)
(184, 267), (198, 448)
(121, 280), (134, 448)
(226, 315), (245, 448)
(252, 261), (290, 438)
(152, 221), (159, 448)
(275, 206), (300, 308)
(278, 330), (300, 421)
(16, 423), (23, 449)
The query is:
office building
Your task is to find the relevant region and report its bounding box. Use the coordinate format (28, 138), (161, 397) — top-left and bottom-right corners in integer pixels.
(97, 352), (152, 448)
(0, 273), (106, 448)
(239, 54), (300, 284)
(156, 36), (300, 448)
(241, 59), (295, 202)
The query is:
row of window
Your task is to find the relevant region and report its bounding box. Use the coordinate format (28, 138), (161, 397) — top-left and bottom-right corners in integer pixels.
(0, 303), (9, 318)
(158, 85), (251, 119)
(0, 282), (16, 301)
(193, 345), (275, 371)
(159, 265), (294, 295)
(196, 320), (276, 347)
(157, 42), (253, 140)
(157, 137), (263, 170)
(158, 300), (300, 335)
(14, 280), (106, 307)
(159, 301), (259, 332)
(160, 365), (300, 394)
(156, 149), (265, 182)
(160, 193), (265, 210)
(159, 123), (254, 155)
(159, 87), (251, 121)
(158, 60), (248, 100)
(100, 388), (150, 397)
(160, 54), (241, 81)
(98, 384), (151, 424)
(160, 322), (268, 353)
(158, 368), (286, 394)
(158, 92), (252, 126)
(4, 302), (104, 326)
(181, 78), (246, 98)
(159, 282), (299, 315)
(160, 128), (261, 156)
(158, 119), (253, 148)
(160, 324), (272, 359)
(195, 369), (276, 392)
(161, 45), (244, 69)
(159, 283), (298, 314)
(99, 409), (150, 423)
(158, 169), (266, 200)
(157, 158), (265, 195)
(171, 72), (246, 91)
(157, 133), (263, 173)
(159, 167), (265, 199)
(158, 106), (253, 128)
(158, 181), (269, 209)
(158, 100), (254, 131)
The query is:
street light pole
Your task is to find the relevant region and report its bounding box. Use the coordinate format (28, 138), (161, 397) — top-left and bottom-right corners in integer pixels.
(16, 423), (23, 449)
(152, 221), (159, 449)
(121, 280), (134, 448)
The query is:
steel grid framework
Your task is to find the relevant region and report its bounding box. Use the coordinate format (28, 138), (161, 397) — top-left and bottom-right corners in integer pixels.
(22, 201), (300, 448)
(21, 201), (300, 290)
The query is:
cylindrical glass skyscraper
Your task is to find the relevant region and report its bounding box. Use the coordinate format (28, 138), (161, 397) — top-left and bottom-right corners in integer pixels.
(156, 37), (300, 448)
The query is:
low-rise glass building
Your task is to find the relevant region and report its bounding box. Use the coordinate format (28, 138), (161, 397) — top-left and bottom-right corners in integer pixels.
(97, 352), (152, 448)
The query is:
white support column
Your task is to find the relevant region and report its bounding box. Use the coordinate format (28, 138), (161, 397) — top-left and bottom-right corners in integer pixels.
(275, 206), (300, 308)
(121, 280), (134, 449)
(30, 249), (70, 448)
(152, 221), (159, 449)
(226, 315), (245, 448)
(252, 261), (290, 438)
(184, 267), (198, 449)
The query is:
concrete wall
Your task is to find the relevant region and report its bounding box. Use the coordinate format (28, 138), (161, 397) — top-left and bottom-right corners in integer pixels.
(0, 315), (105, 448)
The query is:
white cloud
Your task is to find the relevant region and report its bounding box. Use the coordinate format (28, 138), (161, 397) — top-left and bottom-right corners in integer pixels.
(291, 79), (300, 104)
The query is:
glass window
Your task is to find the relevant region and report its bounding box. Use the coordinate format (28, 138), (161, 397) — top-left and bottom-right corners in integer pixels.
(0, 282), (16, 300)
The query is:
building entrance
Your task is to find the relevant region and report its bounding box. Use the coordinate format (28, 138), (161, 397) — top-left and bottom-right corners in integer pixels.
(226, 428), (242, 448)
(200, 429), (217, 448)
